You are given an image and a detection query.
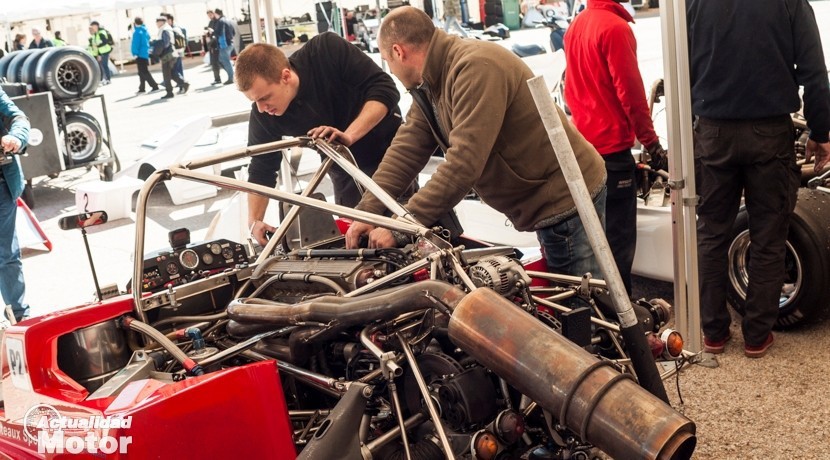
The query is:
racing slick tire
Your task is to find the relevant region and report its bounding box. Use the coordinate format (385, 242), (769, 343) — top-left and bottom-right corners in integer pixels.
(4, 49), (40, 82)
(61, 111), (103, 165)
(727, 188), (830, 329)
(19, 48), (50, 92)
(0, 52), (18, 79)
(34, 47), (100, 100)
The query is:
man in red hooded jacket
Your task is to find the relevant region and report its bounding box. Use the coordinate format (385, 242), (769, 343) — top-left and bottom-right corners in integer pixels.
(564, 0), (666, 295)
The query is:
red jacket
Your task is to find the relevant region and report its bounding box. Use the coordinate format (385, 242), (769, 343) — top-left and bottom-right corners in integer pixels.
(564, 0), (658, 155)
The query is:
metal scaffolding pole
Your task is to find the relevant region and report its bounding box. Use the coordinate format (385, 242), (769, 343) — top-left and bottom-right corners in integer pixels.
(659, 0), (701, 352)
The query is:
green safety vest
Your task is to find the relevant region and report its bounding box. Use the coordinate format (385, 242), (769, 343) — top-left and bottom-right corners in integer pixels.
(88, 30), (112, 56)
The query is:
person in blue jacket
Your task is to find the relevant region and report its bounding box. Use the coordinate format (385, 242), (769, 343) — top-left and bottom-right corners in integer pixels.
(131, 17), (159, 93)
(0, 88), (31, 322)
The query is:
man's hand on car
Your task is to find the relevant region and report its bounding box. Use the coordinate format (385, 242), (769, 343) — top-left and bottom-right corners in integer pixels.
(307, 125), (355, 146)
(345, 221), (396, 248)
(249, 219), (277, 246)
(806, 139), (830, 173)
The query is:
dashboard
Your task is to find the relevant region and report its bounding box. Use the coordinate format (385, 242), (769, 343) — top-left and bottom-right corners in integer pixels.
(142, 239), (249, 292)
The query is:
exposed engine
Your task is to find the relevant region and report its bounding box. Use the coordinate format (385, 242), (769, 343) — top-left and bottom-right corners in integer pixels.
(50, 138), (695, 460)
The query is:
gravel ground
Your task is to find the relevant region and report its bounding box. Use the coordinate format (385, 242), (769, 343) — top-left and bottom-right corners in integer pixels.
(633, 276), (830, 459)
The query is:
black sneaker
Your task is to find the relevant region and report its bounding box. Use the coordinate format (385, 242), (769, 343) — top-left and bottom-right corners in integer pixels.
(212, 80), (222, 85)
(137, 89), (146, 94)
(182, 82), (190, 93)
(149, 87), (161, 93)
(223, 80), (234, 85)
(161, 93), (174, 100)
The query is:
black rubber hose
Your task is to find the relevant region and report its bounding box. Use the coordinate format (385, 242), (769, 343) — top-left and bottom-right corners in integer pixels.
(121, 316), (204, 376)
(151, 311), (228, 329)
(227, 280), (466, 331)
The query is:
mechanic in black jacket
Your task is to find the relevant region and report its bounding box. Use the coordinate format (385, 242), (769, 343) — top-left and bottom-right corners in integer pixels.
(687, 0), (830, 358)
(235, 32), (408, 245)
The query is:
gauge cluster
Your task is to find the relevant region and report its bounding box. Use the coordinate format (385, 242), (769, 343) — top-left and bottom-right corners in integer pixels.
(142, 239), (248, 292)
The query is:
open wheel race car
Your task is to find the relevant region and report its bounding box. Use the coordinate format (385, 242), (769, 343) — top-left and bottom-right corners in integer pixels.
(1, 138), (696, 459)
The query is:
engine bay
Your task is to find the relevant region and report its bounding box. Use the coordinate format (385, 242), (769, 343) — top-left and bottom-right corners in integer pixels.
(7, 138), (695, 460)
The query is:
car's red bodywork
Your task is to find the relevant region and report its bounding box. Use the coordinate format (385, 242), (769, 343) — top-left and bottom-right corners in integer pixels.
(0, 297), (296, 459)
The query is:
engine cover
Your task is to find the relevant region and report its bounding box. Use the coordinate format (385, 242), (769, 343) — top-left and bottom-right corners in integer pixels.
(255, 248), (410, 302)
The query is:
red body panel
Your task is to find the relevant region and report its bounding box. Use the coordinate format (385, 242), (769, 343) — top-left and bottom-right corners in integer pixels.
(0, 296), (297, 459)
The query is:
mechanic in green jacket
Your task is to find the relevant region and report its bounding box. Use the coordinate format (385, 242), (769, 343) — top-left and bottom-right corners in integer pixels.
(347, 7), (607, 279)
(88, 21), (113, 85)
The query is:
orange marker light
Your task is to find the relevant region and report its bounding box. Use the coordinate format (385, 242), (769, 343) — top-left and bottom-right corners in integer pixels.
(660, 329), (684, 358)
(472, 430), (500, 460)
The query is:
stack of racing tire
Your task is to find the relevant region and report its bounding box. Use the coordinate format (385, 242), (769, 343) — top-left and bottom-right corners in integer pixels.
(0, 46), (103, 166)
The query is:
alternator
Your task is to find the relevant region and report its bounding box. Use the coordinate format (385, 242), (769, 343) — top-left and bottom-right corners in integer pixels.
(468, 256), (531, 297)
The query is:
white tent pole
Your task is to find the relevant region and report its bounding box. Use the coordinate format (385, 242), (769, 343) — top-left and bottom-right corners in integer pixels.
(250, 0), (263, 45)
(115, 9), (124, 72)
(263, 0), (276, 45)
(659, 0), (700, 352)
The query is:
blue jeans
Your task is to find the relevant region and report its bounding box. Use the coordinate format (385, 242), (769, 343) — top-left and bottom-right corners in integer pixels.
(218, 46), (234, 82)
(535, 187), (606, 279)
(0, 181), (29, 320)
(174, 56), (185, 86)
(99, 51), (112, 81)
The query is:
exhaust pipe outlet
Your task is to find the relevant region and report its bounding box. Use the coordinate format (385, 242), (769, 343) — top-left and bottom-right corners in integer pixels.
(448, 288), (696, 460)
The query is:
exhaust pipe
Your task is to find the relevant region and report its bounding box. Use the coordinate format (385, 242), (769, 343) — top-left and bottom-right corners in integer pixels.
(449, 288), (696, 460)
(232, 280), (694, 458)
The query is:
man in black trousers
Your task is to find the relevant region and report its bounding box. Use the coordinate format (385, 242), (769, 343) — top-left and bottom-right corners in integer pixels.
(688, 0), (830, 358)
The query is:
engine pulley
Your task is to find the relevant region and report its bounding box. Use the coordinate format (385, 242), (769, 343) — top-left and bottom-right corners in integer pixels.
(468, 256), (530, 297)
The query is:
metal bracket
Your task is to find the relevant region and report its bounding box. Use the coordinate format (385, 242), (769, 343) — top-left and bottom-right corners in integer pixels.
(579, 273), (592, 296)
(667, 179), (685, 190)
(682, 196), (700, 207)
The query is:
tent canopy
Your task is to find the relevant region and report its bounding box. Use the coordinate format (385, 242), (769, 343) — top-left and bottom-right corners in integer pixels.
(0, 0), (202, 23)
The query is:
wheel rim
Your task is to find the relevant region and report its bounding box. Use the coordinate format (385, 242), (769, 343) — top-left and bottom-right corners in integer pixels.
(65, 121), (98, 161)
(728, 229), (802, 311)
(56, 59), (85, 93)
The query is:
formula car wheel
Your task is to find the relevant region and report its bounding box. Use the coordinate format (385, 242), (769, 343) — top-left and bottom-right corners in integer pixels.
(19, 48), (50, 91)
(61, 111), (103, 165)
(0, 52), (18, 79)
(4, 49), (40, 82)
(35, 47), (100, 100)
(727, 188), (830, 329)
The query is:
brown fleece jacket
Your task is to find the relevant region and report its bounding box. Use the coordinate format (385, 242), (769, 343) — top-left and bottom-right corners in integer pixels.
(357, 29), (606, 232)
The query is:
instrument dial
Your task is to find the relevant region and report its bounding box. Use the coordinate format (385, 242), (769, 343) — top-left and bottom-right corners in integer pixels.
(221, 247), (234, 260)
(165, 262), (179, 276)
(209, 243), (222, 255)
(201, 252), (214, 265)
(179, 249), (200, 270)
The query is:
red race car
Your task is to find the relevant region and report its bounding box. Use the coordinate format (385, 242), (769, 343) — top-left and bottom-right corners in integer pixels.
(1, 138), (695, 459)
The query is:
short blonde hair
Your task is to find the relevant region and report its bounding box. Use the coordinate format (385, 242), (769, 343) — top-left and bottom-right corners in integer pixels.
(235, 43), (290, 91)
